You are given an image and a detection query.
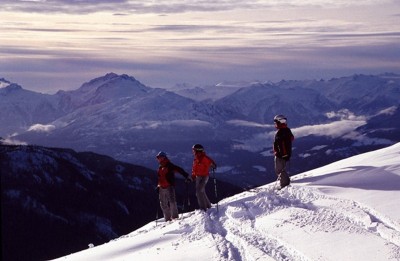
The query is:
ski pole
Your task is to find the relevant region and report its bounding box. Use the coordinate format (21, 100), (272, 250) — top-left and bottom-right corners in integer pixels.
(186, 182), (191, 208)
(212, 168), (219, 213)
(180, 183), (186, 219)
(155, 205), (159, 226)
(155, 187), (159, 226)
(181, 182), (190, 219)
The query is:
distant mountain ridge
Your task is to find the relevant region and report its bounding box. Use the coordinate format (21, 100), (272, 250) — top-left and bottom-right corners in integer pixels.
(0, 80), (63, 135)
(1, 72), (399, 188)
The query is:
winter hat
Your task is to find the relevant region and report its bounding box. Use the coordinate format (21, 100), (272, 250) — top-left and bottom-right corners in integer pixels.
(156, 151), (167, 158)
(192, 144), (204, 152)
(274, 114), (287, 124)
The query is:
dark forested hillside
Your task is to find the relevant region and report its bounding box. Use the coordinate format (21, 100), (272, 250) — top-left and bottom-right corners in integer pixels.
(1, 144), (242, 261)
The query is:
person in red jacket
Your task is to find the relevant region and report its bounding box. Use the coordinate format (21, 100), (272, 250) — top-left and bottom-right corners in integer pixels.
(191, 144), (217, 211)
(273, 115), (294, 189)
(156, 151), (191, 221)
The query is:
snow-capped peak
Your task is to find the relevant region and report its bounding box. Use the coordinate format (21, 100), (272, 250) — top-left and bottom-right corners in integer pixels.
(77, 73), (147, 93)
(60, 73), (152, 108)
(0, 83), (23, 94)
(0, 78), (12, 89)
(0, 78), (23, 94)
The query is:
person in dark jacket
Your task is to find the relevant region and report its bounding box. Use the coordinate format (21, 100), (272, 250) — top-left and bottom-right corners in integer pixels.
(273, 115), (294, 189)
(156, 151), (191, 221)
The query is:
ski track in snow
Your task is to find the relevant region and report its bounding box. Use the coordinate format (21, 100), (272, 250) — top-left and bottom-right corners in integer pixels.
(127, 183), (400, 261)
(61, 181), (400, 261)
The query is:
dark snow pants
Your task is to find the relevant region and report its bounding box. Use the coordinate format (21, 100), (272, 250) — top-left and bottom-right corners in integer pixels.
(274, 156), (291, 188)
(195, 176), (211, 210)
(159, 186), (179, 221)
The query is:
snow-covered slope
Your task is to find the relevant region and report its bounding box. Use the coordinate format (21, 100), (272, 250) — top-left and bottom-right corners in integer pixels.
(54, 143), (400, 261)
(56, 73), (153, 111)
(0, 81), (62, 135)
(215, 83), (335, 125)
(170, 81), (246, 101)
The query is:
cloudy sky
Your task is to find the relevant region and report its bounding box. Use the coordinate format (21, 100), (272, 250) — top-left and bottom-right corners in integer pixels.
(1, 0), (399, 93)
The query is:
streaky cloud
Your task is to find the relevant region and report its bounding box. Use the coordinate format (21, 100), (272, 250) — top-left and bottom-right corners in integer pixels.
(227, 120), (273, 128)
(1, 0), (394, 14)
(293, 119), (366, 139)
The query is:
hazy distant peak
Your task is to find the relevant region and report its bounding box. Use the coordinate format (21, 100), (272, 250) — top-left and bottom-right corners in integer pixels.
(77, 73), (147, 94)
(104, 72), (119, 79)
(215, 80), (262, 88)
(0, 83), (23, 94)
(103, 72), (138, 82)
(0, 78), (12, 89)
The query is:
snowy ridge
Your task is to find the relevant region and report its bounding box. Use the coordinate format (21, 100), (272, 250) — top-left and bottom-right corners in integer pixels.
(54, 143), (400, 261)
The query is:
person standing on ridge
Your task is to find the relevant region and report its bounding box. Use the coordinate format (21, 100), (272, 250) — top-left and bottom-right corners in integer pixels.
(191, 144), (217, 211)
(156, 151), (192, 221)
(273, 115), (294, 190)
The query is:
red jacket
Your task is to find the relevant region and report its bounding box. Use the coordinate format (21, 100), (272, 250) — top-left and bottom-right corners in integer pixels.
(158, 158), (189, 188)
(192, 152), (216, 178)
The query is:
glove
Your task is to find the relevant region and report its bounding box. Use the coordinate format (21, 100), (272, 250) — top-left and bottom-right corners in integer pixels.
(211, 163), (217, 171)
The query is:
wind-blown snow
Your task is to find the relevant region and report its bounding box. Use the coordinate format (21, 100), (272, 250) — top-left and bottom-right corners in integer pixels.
(54, 143), (400, 261)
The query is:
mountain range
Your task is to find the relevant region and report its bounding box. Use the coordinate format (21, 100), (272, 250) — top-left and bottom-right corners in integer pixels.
(1, 73), (399, 188)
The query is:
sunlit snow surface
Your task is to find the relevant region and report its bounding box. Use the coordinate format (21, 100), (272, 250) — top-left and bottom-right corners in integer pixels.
(54, 143), (400, 261)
